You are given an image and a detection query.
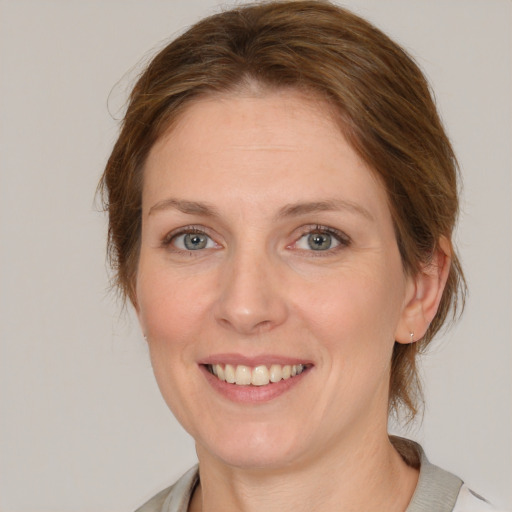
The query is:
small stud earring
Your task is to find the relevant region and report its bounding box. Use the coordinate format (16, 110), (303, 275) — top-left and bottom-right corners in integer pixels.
(410, 332), (414, 343)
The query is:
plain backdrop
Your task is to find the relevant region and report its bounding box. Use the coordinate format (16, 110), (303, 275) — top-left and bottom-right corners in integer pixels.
(0, 0), (510, 511)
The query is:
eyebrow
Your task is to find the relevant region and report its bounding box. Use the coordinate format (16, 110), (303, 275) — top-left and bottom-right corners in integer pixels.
(148, 197), (373, 221)
(148, 198), (220, 217)
(277, 199), (374, 221)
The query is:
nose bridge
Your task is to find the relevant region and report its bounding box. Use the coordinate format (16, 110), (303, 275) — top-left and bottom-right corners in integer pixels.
(214, 239), (288, 334)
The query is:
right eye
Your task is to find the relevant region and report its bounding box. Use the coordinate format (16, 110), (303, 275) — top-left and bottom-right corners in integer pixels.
(295, 231), (340, 251)
(171, 231), (217, 251)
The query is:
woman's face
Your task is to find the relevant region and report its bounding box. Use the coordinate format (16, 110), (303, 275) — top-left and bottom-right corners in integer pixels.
(136, 90), (416, 469)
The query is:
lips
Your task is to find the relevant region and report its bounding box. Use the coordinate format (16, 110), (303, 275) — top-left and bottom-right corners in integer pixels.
(199, 354), (312, 403)
(206, 363), (307, 386)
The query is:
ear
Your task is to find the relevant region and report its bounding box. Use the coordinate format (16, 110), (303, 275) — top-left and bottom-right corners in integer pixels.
(395, 237), (452, 344)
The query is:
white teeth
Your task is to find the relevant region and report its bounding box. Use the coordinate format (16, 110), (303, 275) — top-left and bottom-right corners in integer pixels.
(235, 365), (252, 385)
(269, 364), (282, 383)
(210, 363), (307, 386)
(251, 365), (270, 386)
(224, 364), (236, 384)
(215, 364), (225, 381)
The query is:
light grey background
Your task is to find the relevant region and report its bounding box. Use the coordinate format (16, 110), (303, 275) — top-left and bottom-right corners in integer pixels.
(0, 1), (510, 510)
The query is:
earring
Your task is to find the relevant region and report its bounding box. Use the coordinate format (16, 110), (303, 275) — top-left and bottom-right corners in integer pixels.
(410, 332), (414, 343)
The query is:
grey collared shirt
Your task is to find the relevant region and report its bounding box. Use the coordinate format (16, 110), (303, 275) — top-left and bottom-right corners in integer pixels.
(134, 439), (493, 512)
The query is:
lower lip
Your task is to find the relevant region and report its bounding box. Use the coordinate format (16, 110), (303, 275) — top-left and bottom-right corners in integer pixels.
(200, 365), (310, 404)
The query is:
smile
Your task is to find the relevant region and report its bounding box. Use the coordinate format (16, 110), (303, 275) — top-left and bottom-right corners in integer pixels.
(206, 363), (307, 386)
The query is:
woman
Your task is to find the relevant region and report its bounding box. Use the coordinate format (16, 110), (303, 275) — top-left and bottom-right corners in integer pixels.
(100, 1), (493, 510)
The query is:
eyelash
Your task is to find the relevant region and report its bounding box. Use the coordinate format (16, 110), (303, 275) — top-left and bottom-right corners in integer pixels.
(161, 225), (214, 250)
(160, 224), (351, 254)
(292, 225), (351, 254)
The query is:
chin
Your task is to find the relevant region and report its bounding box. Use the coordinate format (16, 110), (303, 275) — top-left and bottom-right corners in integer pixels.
(196, 423), (305, 470)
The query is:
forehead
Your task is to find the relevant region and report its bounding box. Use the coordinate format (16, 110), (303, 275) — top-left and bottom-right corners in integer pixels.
(142, 90), (389, 220)
(156, 89), (341, 155)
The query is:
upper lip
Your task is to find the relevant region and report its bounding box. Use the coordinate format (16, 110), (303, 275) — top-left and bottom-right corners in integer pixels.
(198, 353), (313, 367)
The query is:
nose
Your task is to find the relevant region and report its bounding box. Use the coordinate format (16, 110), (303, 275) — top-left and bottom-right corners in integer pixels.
(213, 246), (289, 335)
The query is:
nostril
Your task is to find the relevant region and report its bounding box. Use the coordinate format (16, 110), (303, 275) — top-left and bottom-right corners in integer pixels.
(253, 319), (274, 334)
(216, 315), (274, 335)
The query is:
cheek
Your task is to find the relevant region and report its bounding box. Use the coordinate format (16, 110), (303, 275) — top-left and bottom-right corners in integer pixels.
(135, 267), (212, 422)
(294, 263), (404, 363)
(136, 263), (213, 355)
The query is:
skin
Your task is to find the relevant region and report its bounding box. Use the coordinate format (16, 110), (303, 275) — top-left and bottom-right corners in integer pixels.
(135, 89), (450, 511)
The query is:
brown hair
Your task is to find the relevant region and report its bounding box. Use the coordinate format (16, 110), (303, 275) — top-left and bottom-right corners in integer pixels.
(99, 0), (466, 420)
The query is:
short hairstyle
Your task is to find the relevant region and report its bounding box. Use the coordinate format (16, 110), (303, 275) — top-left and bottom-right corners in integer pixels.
(99, 0), (466, 420)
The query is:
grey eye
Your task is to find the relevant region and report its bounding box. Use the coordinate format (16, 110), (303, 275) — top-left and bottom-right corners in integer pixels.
(307, 232), (333, 250)
(294, 231), (341, 251)
(183, 233), (209, 250)
(171, 232), (216, 251)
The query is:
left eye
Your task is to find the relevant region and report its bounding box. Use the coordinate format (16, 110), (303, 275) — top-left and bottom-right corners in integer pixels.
(295, 231), (341, 251)
(172, 232), (216, 251)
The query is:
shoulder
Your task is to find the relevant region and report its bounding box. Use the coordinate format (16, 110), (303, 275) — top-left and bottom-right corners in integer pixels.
(391, 437), (497, 512)
(134, 485), (174, 512)
(453, 485), (497, 512)
(134, 466), (199, 512)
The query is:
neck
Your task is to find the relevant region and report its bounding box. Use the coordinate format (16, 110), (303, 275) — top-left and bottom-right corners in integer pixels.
(189, 431), (418, 512)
